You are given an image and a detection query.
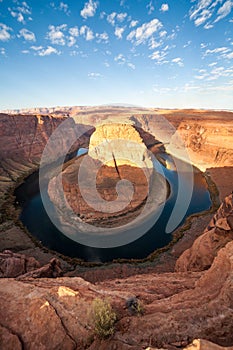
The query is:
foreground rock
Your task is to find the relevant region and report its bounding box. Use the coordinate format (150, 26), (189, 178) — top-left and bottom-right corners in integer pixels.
(0, 250), (63, 278)
(184, 339), (233, 350)
(0, 238), (233, 349)
(176, 194), (233, 272)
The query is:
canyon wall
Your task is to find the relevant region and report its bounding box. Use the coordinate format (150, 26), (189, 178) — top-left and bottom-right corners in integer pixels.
(0, 108), (233, 348)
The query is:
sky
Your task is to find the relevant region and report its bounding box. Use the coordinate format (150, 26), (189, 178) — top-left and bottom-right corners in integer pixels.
(0, 0), (232, 110)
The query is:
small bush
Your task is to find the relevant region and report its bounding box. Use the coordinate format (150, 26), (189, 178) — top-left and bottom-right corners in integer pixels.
(91, 298), (117, 339)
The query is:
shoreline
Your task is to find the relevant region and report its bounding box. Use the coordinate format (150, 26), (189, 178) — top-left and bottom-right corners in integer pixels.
(0, 161), (220, 277)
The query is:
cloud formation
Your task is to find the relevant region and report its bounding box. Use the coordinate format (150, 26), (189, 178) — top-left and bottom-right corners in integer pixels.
(18, 28), (36, 41)
(31, 45), (60, 56)
(0, 23), (13, 41)
(47, 25), (67, 45)
(160, 4), (169, 12)
(127, 18), (163, 45)
(189, 0), (233, 28)
(115, 27), (125, 39)
(80, 0), (98, 19)
(8, 1), (32, 24)
(80, 25), (94, 41)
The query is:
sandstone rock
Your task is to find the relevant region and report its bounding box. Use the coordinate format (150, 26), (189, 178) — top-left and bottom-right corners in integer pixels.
(0, 250), (63, 278)
(18, 258), (63, 279)
(0, 250), (40, 277)
(89, 123), (153, 169)
(175, 194), (233, 272)
(0, 324), (22, 350)
(0, 240), (233, 348)
(47, 123), (166, 230)
(184, 339), (233, 350)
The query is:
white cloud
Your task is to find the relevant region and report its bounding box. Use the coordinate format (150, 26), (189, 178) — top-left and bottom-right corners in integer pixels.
(128, 62), (135, 69)
(149, 37), (161, 49)
(194, 65), (233, 81)
(80, 25), (94, 41)
(51, 2), (70, 15)
(205, 46), (230, 55)
(223, 51), (233, 59)
(31, 45), (60, 56)
(150, 50), (168, 63)
(31, 45), (43, 51)
(8, 2), (32, 24)
(209, 61), (217, 66)
(147, 1), (154, 15)
(160, 3), (169, 12)
(183, 40), (192, 48)
(189, 0), (232, 27)
(200, 42), (208, 48)
(39, 46), (60, 56)
(215, 0), (233, 22)
(59, 2), (70, 15)
(204, 22), (214, 29)
(194, 9), (212, 26)
(115, 27), (125, 39)
(107, 12), (116, 26)
(107, 12), (127, 26)
(67, 36), (76, 47)
(159, 30), (167, 38)
(69, 27), (79, 37)
(0, 47), (6, 56)
(114, 53), (126, 64)
(67, 27), (79, 46)
(127, 18), (162, 45)
(172, 57), (184, 66)
(18, 2), (31, 15)
(18, 28), (36, 41)
(0, 23), (13, 41)
(46, 24), (67, 45)
(80, 0), (98, 19)
(10, 10), (24, 23)
(88, 72), (103, 78)
(117, 13), (127, 22)
(96, 32), (109, 43)
(129, 20), (138, 28)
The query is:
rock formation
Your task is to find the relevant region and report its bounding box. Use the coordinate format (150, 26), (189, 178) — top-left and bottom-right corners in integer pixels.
(176, 194), (233, 272)
(0, 250), (63, 278)
(47, 123), (165, 229)
(0, 108), (233, 349)
(1, 235), (233, 348)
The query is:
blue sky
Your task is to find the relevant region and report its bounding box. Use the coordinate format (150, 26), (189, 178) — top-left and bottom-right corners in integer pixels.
(0, 0), (232, 109)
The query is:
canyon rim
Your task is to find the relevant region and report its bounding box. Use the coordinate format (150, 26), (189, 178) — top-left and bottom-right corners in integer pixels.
(0, 106), (233, 349)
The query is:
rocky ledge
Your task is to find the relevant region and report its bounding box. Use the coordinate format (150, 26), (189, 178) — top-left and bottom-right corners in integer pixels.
(0, 108), (233, 348)
(0, 215), (233, 349)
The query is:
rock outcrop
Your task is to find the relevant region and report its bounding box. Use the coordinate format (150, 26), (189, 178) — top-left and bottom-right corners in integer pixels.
(0, 238), (233, 349)
(0, 108), (233, 348)
(184, 339), (233, 350)
(0, 250), (63, 278)
(175, 194), (233, 272)
(47, 123), (164, 229)
(88, 123), (153, 169)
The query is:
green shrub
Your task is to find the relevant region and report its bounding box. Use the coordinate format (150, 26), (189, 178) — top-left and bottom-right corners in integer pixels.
(91, 298), (117, 339)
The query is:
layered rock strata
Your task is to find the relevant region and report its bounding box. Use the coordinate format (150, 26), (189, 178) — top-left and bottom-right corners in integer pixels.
(48, 123), (162, 228)
(176, 193), (233, 272)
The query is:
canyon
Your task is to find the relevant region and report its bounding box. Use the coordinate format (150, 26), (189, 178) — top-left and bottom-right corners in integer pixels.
(0, 106), (233, 349)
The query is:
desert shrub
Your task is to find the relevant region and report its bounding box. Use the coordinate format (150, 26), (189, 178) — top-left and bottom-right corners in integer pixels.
(91, 298), (117, 339)
(126, 297), (144, 315)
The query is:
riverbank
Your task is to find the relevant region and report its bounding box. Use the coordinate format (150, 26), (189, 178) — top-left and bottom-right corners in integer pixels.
(0, 159), (224, 281)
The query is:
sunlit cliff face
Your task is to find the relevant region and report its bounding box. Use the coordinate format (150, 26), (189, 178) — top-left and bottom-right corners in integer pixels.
(88, 123), (154, 169)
